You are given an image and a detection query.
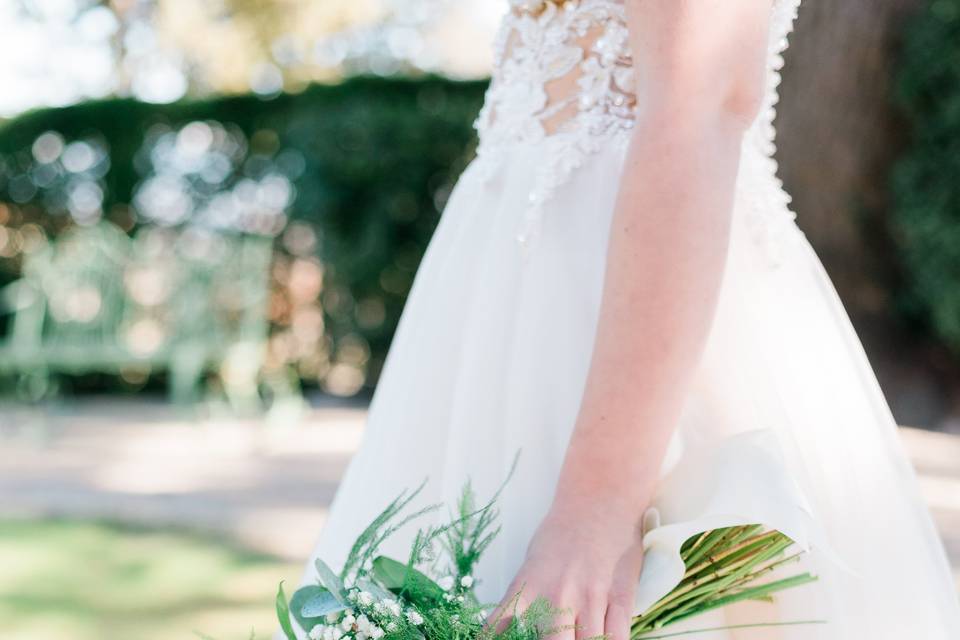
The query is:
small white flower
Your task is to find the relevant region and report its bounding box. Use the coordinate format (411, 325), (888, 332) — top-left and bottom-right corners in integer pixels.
(459, 575), (474, 588)
(357, 591), (374, 606)
(406, 609), (424, 625)
(437, 575), (455, 591)
(356, 614), (372, 633)
(340, 613), (356, 631)
(382, 598), (402, 617)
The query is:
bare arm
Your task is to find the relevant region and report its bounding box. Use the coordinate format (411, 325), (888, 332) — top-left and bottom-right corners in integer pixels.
(555, 0), (771, 530)
(499, 2), (772, 639)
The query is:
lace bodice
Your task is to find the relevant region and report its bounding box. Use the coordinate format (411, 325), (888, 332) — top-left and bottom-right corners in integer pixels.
(473, 0), (637, 246)
(470, 0), (803, 254)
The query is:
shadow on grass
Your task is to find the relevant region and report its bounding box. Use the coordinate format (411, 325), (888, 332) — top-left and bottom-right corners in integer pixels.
(0, 518), (301, 640)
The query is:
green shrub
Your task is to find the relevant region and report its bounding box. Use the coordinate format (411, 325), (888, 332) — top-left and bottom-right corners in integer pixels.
(0, 76), (488, 393)
(893, 0), (960, 348)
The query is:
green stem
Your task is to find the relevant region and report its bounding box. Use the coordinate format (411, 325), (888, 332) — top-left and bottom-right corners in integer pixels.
(636, 537), (792, 628)
(684, 531), (782, 580)
(634, 538), (796, 633)
(680, 530), (711, 563)
(656, 539), (794, 627)
(676, 573), (819, 620)
(718, 552), (806, 595)
(631, 620), (827, 639)
(682, 528), (735, 568)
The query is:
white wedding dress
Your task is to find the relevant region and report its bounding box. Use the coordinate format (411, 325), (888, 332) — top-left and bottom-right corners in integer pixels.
(292, 1), (960, 637)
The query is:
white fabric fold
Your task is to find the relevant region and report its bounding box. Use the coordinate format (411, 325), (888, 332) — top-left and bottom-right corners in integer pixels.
(634, 429), (824, 616)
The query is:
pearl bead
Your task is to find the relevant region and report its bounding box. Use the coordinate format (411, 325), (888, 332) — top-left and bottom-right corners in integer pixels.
(508, 0), (547, 13)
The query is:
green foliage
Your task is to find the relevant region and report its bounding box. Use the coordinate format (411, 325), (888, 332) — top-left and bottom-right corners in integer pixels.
(443, 481), (501, 584)
(0, 76), (488, 392)
(441, 456), (518, 586)
(0, 519), (299, 639)
(276, 582), (299, 640)
(341, 479), (440, 581)
(892, 0), (960, 350)
(372, 556), (445, 605)
(281, 479), (571, 640)
(290, 585), (344, 633)
(283, 474), (816, 640)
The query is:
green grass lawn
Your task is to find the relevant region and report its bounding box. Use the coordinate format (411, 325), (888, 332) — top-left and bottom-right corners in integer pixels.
(0, 519), (301, 640)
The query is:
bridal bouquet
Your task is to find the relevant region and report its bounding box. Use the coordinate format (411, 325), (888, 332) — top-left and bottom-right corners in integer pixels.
(276, 478), (818, 640)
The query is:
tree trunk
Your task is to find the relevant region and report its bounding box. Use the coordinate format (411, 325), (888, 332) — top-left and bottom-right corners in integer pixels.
(777, 0), (925, 311)
(776, 0), (960, 430)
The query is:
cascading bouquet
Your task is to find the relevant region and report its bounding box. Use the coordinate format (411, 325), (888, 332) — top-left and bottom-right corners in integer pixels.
(276, 476), (820, 640)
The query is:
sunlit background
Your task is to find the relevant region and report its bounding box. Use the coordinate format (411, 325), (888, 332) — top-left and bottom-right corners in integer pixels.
(0, 0), (504, 114)
(0, 0), (959, 638)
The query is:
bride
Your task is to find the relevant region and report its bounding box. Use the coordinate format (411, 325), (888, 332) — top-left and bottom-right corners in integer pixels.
(289, 0), (960, 637)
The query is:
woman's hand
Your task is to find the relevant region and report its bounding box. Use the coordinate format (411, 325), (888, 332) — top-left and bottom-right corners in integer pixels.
(493, 497), (646, 640)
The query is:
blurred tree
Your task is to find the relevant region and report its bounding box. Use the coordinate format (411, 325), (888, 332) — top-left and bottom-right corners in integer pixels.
(893, 0), (960, 352)
(777, 0), (927, 314)
(776, 0), (960, 428)
(152, 0), (373, 94)
(155, 0), (466, 94)
(1, 0), (491, 116)
(0, 77), (487, 396)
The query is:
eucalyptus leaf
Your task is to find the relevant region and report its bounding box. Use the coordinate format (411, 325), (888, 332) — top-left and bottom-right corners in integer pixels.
(356, 576), (396, 602)
(314, 558), (348, 603)
(301, 590), (347, 618)
(300, 586), (347, 618)
(289, 585), (346, 633)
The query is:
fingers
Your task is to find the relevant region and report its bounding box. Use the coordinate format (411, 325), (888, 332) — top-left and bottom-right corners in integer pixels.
(496, 588), (630, 640)
(604, 597), (634, 640)
(549, 622), (577, 640)
(575, 600), (606, 640)
(497, 540), (645, 640)
(488, 581), (529, 633)
(496, 578), (576, 640)
(605, 543), (645, 640)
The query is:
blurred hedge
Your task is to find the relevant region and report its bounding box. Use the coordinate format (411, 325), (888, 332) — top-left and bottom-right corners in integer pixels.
(0, 76), (488, 393)
(893, 0), (960, 350)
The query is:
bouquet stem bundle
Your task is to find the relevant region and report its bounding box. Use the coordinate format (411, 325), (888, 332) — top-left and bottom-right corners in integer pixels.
(631, 526), (818, 638)
(278, 479), (820, 640)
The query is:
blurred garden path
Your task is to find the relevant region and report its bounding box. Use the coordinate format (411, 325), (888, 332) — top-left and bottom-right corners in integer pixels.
(0, 396), (958, 591)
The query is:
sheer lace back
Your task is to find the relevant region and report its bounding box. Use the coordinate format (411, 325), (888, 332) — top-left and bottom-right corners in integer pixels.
(471, 0), (803, 251)
(473, 0), (637, 246)
(478, 0), (636, 143)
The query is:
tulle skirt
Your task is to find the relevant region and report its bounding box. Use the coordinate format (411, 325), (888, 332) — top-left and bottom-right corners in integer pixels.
(294, 138), (960, 638)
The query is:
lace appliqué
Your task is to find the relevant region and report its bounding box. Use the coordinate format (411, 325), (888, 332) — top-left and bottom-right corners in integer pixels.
(739, 0), (803, 267)
(471, 0), (637, 248)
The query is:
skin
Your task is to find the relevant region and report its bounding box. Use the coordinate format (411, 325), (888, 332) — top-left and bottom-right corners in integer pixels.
(495, 2), (773, 639)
